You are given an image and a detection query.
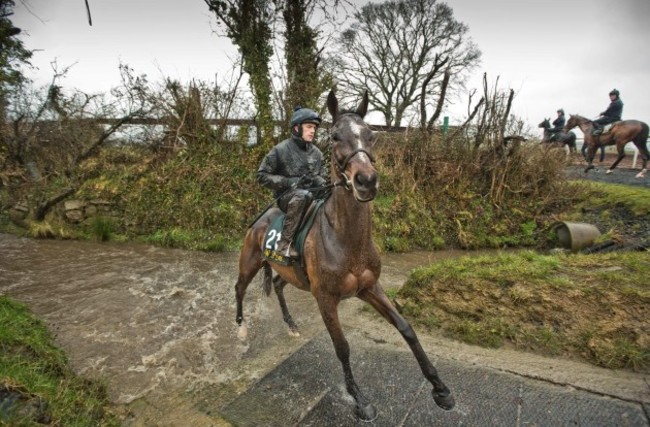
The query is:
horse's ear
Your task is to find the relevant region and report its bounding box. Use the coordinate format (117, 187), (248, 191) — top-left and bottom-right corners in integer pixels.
(356, 91), (369, 118)
(327, 90), (338, 120)
(370, 130), (379, 146)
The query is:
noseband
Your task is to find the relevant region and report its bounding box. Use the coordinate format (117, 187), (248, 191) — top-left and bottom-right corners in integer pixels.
(332, 146), (375, 190)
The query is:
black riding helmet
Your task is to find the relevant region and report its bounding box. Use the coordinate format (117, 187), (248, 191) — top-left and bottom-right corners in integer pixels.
(290, 106), (321, 139)
(557, 108), (564, 114)
(609, 89), (620, 97)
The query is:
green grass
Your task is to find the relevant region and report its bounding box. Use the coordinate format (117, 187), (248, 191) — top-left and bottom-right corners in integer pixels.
(0, 296), (121, 426)
(573, 181), (650, 216)
(143, 227), (235, 251)
(90, 217), (114, 242)
(398, 250), (650, 371)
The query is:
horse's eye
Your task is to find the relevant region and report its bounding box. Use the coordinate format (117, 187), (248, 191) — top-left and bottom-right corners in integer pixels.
(331, 132), (341, 142)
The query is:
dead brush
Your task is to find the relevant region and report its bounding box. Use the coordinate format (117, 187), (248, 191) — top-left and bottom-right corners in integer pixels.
(375, 106), (574, 247)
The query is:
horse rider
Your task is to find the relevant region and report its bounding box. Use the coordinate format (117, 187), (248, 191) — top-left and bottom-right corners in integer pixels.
(592, 89), (623, 136)
(550, 108), (566, 141)
(257, 106), (328, 259)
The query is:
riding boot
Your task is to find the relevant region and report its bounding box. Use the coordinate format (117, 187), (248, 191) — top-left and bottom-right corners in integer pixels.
(276, 193), (310, 258)
(592, 124), (603, 136)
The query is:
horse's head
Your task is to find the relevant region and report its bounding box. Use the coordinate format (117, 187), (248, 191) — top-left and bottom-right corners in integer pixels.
(563, 114), (582, 133)
(538, 118), (550, 129)
(327, 90), (378, 203)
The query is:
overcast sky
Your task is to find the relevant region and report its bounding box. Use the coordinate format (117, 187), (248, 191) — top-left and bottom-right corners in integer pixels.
(12, 0), (650, 134)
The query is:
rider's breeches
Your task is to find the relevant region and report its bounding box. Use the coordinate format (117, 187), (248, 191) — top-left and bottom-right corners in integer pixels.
(278, 189), (312, 242)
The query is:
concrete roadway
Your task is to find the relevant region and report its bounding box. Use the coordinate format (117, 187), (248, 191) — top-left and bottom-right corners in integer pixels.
(216, 328), (649, 427)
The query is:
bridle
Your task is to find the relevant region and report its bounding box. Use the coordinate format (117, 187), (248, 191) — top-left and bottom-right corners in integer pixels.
(329, 137), (376, 191)
(325, 113), (376, 191)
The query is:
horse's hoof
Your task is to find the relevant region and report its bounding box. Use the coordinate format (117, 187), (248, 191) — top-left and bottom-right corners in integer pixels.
(237, 323), (248, 341)
(356, 403), (378, 422)
(635, 171), (646, 178)
(432, 390), (455, 410)
(287, 327), (300, 337)
(606, 169), (613, 175)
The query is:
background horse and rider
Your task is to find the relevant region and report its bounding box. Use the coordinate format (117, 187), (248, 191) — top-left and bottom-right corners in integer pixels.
(563, 114), (649, 178)
(233, 90), (454, 421)
(538, 118), (577, 154)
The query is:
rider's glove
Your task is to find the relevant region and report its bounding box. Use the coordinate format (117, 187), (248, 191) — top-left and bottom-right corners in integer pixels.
(312, 176), (327, 187)
(285, 177), (300, 188)
(298, 176), (314, 189)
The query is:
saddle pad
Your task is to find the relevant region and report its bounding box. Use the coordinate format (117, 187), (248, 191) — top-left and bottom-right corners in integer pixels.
(262, 199), (324, 266)
(262, 215), (290, 265)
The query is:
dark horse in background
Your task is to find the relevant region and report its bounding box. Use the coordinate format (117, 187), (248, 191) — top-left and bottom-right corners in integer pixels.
(234, 90), (454, 421)
(564, 114), (650, 178)
(538, 118), (577, 154)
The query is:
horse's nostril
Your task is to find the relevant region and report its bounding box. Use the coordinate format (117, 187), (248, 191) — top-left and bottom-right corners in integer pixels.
(355, 172), (378, 188)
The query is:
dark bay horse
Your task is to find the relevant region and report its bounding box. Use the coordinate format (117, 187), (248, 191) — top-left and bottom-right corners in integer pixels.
(564, 114), (649, 177)
(538, 118), (577, 154)
(234, 90), (454, 421)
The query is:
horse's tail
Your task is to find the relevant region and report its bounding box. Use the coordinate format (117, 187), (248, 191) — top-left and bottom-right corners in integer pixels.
(635, 121), (650, 147)
(262, 261), (273, 296)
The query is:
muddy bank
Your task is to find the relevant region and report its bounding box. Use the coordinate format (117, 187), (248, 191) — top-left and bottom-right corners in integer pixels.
(0, 234), (647, 425)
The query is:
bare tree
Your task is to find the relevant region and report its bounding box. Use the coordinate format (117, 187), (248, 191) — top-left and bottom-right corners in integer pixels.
(334, 0), (481, 128)
(2, 64), (149, 220)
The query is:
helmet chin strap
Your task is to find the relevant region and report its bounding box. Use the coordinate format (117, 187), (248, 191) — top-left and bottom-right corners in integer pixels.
(292, 124), (302, 138)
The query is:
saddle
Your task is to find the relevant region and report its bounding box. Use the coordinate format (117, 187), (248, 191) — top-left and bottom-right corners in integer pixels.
(592, 123), (616, 136)
(549, 131), (564, 142)
(262, 199), (324, 266)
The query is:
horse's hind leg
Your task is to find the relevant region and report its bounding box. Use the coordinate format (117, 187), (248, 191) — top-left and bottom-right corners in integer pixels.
(358, 284), (455, 411)
(317, 295), (377, 421)
(633, 143), (649, 178)
(606, 143), (626, 174)
(272, 275), (300, 336)
(235, 236), (264, 340)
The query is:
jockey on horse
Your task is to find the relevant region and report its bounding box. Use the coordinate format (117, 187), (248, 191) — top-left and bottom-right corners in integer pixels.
(549, 108), (566, 142)
(257, 106), (328, 260)
(592, 89), (623, 136)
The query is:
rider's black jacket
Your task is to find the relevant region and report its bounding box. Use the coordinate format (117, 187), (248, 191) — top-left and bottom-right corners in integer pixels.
(257, 136), (327, 199)
(601, 98), (623, 121)
(551, 115), (565, 132)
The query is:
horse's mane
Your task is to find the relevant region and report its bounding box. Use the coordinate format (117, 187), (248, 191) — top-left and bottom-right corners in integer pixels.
(571, 113), (589, 121)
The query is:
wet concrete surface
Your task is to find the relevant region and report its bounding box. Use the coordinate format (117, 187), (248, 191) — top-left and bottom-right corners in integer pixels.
(565, 162), (650, 188)
(1, 234), (648, 426)
(218, 332), (648, 427)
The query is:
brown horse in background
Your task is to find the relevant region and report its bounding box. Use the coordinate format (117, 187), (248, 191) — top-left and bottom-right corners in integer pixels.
(234, 90), (454, 421)
(564, 114), (650, 177)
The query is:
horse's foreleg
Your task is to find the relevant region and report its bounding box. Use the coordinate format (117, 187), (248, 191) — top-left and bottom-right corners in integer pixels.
(272, 275), (300, 336)
(317, 295), (377, 421)
(358, 285), (455, 411)
(584, 144), (595, 173)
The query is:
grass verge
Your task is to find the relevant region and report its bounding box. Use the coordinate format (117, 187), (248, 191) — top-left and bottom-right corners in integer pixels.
(0, 296), (121, 426)
(396, 249), (650, 372)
